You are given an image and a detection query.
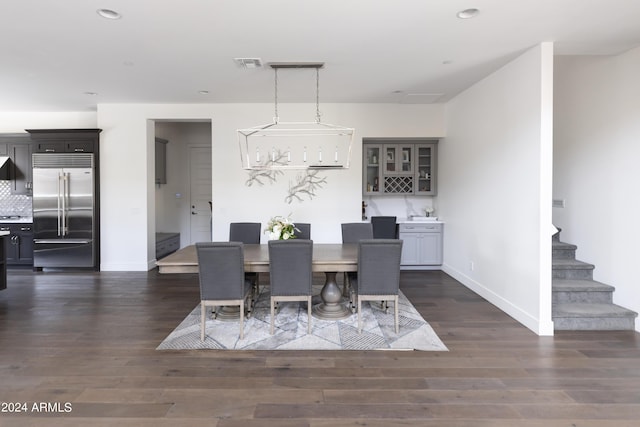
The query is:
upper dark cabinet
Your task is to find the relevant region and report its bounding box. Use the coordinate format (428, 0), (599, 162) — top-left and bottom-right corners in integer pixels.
(32, 140), (95, 153)
(155, 138), (168, 185)
(27, 129), (100, 154)
(0, 133), (32, 195)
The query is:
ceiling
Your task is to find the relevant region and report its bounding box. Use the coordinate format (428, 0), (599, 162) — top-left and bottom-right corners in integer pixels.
(2, 0), (640, 112)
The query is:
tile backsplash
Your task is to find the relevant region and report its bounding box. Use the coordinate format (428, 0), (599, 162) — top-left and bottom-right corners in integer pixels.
(0, 180), (32, 216)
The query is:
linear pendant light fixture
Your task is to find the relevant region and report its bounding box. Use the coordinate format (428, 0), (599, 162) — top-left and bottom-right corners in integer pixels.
(238, 62), (354, 170)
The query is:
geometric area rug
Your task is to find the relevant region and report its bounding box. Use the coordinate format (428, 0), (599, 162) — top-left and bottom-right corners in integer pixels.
(157, 287), (448, 352)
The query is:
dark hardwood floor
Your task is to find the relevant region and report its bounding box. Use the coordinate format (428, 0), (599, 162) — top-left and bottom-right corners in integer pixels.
(1, 269), (639, 426)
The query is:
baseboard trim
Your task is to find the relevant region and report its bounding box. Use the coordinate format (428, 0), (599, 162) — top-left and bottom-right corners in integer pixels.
(442, 263), (554, 336)
(100, 262), (154, 272)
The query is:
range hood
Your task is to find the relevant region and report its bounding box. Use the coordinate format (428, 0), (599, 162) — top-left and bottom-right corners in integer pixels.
(0, 156), (10, 180)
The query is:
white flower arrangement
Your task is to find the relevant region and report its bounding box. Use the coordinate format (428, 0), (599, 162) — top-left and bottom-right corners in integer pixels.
(425, 207), (435, 217)
(265, 215), (298, 240)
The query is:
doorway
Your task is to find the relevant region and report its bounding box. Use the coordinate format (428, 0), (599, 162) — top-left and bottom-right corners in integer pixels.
(154, 120), (212, 251)
(189, 146), (212, 244)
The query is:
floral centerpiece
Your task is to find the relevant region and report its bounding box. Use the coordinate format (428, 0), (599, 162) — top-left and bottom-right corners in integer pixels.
(265, 215), (298, 240)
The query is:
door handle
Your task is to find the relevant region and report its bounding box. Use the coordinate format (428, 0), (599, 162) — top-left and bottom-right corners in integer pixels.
(192, 212), (197, 215)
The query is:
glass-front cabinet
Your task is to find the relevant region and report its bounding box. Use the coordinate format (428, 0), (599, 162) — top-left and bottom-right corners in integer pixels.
(364, 144), (382, 194)
(384, 145), (414, 175)
(416, 143), (436, 195)
(363, 139), (437, 196)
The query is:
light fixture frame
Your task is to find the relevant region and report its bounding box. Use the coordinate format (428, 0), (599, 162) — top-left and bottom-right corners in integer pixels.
(238, 63), (354, 170)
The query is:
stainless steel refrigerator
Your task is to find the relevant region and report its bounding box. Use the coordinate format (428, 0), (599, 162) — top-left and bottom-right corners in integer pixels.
(32, 153), (95, 268)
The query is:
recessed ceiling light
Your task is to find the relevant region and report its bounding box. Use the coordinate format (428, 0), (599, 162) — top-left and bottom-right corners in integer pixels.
(457, 8), (479, 19)
(83, 92), (97, 96)
(198, 90), (210, 95)
(97, 9), (122, 20)
(442, 60), (453, 65)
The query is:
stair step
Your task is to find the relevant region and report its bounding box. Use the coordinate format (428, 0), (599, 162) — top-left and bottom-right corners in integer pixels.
(553, 279), (614, 304)
(553, 279), (614, 292)
(552, 241), (577, 251)
(554, 303), (638, 330)
(552, 241), (578, 260)
(552, 259), (594, 280)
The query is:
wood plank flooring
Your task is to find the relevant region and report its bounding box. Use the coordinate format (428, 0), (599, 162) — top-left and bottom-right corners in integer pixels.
(1, 269), (639, 425)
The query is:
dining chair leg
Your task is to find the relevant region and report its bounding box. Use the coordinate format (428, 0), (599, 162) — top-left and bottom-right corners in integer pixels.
(239, 302), (244, 340)
(357, 298), (362, 334)
(307, 296), (312, 334)
(394, 296), (399, 334)
(200, 303), (206, 342)
(270, 298), (275, 335)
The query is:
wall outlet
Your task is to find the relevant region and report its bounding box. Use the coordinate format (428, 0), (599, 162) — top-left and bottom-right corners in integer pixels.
(552, 199), (565, 208)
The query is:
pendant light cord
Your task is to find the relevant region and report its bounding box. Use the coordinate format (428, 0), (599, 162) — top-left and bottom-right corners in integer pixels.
(272, 64), (322, 124)
(274, 67), (279, 123)
(316, 67), (321, 123)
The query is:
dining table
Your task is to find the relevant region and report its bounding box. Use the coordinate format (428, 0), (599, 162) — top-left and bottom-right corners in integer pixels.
(157, 243), (358, 320)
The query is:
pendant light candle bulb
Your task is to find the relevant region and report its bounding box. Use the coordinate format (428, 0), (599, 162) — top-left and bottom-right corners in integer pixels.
(271, 147), (275, 162)
(287, 148), (291, 162)
(335, 146), (338, 162)
(318, 148), (322, 162)
(256, 148), (260, 163)
(303, 147), (307, 162)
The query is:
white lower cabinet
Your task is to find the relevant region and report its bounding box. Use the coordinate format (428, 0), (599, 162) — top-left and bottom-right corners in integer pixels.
(399, 223), (443, 267)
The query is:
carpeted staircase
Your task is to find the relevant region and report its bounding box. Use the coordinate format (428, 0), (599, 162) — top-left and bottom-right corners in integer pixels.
(553, 229), (637, 330)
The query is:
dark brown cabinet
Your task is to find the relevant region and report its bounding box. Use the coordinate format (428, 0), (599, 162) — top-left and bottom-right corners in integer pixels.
(32, 139), (95, 153)
(0, 223), (34, 266)
(0, 235), (6, 290)
(8, 143), (32, 195)
(0, 133), (32, 195)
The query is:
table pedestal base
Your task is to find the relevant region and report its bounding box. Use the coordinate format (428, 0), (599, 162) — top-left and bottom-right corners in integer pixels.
(312, 272), (352, 320)
(214, 306), (241, 321)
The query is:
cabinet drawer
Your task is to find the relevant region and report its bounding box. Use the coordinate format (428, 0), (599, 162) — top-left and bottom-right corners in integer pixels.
(399, 223), (442, 233)
(67, 141), (94, 153)
(33, 140), (94, 153)
(33, 142), (65, 153)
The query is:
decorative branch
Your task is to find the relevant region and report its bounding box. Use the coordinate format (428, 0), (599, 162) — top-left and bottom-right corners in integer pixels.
(244, 151), (288, 187)
(285, 170), (328, 204)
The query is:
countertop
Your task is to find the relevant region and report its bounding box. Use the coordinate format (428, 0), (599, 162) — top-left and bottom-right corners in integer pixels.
(0, 217), (33, 223)
(0, 231), (10, 236)
(397, 218), (444, 224)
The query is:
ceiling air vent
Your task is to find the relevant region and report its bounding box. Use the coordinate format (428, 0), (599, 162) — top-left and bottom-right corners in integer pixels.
(234, 58), (263, 69)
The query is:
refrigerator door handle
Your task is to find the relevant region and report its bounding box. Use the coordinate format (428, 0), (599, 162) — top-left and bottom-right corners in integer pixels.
(61, 172), (68, 236)
(57, 172), (62, 237)
(34, 239), (92, 244)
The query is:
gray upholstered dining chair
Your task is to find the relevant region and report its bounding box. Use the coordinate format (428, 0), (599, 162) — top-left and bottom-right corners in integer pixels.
(341, 222), (373, 243)
(341, 222), (374, 295)
(294, 223), (311, 240)
(371, 216), (398, 239)
(196, 242), (254, 341)
(229, 222), (261, 243)
(229, 222), (261, 294)
(268, 239), (314, 335)
(350, 239), (403, 334)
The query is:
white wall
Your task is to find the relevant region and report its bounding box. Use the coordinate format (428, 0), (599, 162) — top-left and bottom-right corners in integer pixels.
(0, 112), (96, 132)
(554, 48), (640, 332)
(97, 103), (444, 271)
(439, 43), (555, 335)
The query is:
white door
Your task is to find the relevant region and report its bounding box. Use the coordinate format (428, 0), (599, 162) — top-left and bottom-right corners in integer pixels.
(189, 146), (212, 244)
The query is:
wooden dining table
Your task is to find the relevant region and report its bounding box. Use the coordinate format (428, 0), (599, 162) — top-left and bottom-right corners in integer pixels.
(157, 243), (358, 320)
